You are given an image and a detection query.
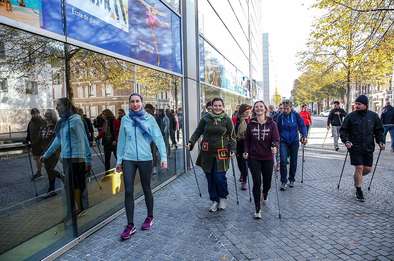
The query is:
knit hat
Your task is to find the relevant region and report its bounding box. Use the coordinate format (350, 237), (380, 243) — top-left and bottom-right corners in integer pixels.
(355, 95), (368, 106)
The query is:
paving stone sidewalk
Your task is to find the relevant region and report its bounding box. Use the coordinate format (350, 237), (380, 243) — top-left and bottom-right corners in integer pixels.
(59, 145), (394, 261)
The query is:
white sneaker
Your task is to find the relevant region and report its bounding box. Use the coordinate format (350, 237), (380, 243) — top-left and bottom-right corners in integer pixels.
(218, 198), (227, 210)
(209, 201), (218, 212)
(254, 210), (262, 219)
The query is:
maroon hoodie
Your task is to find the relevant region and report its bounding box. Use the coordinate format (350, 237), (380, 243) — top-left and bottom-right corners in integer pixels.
(244, 117), (280, 160)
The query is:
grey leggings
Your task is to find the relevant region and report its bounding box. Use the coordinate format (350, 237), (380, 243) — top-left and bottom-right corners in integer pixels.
(123, 160), (153, 225)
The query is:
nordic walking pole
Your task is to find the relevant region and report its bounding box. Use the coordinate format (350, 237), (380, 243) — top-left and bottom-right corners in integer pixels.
(245, 161), (252, 202)
(93, 139), (105, 166)
(322, 128), (329, 148)
(337, 150), (349, 190)
(26, 146), (38, 197)
(368, 148), (383, 191)
(187, 148), (202, 197)
(230, 156), (240, 205)
(301, 144), (304, 183)
(273, 152), (282, 219)
(89, 168), (103, 190)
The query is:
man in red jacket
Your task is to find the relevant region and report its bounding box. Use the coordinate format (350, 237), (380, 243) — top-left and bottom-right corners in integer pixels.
(299, 104), (312, 136)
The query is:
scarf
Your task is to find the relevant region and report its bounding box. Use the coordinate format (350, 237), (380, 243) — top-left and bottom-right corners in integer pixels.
(207, 112), (226, 125)
(129, 108), (151, 138)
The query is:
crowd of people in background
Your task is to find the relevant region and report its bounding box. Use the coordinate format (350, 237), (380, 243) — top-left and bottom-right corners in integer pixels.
(23, 92), (393, 239)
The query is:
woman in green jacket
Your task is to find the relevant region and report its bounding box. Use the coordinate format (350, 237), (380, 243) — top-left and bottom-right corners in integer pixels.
(188, 97), (236, 212)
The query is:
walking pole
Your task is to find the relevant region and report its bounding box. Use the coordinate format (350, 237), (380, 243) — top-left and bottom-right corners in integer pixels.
(26, 146), (39, 197)
(245, 161), (252, 202)
(187, 149), (202, 197)
(230, 156), (240, 205)
(89, 168), (103, 190)
(322, 128), (329, 148)
(337, 150), (349, 190)
(368, 148), (382, 191)
(301, 143), (305, 183)
(93, 139), (105, 166)
(273, 153), (282, 219)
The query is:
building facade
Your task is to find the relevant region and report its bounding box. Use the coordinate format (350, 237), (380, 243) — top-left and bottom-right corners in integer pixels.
(0, 0), (262, 259)
(262, 32), (270, 103)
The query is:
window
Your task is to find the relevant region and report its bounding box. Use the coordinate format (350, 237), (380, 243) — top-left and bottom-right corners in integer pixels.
(0, 78), (7, 92)
(25, 80), (38, 95)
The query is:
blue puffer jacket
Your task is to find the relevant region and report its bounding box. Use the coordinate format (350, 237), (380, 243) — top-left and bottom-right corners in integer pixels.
(43, 114), (92, 164)
(277, 111), (307, 144)
(116, 113), (167, 165)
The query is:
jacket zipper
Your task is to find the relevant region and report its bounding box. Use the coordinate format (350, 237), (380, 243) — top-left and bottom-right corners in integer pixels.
(135, 125), (139, 160)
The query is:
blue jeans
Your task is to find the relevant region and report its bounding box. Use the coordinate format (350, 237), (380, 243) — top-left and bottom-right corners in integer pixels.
(383, 126), (394, 150)
(280, 142), (299, 184)
(205, 161), (229, 202)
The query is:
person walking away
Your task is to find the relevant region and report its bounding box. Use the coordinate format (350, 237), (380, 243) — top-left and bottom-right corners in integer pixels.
(327, 101), (347, 151)
(381, 98), (394, 152)
(340, 95), (385, 202)
(96, 109), (119, 173)
(299, 104), (312, 136)
(187, 97), (236, 212)
(40, 98), (92, 216)
(243, 101), (279, 219)
(116, 93), (167, 240)
(277, 101), (307, 190)
(39, 109), (63, 198)
(234, 104), (252, 190)
(26, 108), (46, 180)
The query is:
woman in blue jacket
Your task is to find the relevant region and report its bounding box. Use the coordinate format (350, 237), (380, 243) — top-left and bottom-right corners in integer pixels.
(116, 93), (167, 240)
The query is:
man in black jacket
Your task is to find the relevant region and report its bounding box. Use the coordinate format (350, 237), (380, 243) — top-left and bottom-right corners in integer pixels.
(340, 95), (385, 202)
(381, 98), (394, 152)
(327, 101), (347, 151)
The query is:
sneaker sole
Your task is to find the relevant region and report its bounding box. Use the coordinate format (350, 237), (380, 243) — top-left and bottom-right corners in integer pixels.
(121, 229), (136, 240)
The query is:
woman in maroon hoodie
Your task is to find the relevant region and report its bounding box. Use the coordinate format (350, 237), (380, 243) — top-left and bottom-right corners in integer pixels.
(243, 101), (280, 219)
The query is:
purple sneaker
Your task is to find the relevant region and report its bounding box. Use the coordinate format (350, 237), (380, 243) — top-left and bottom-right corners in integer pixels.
(120, 224), (136, 240)
(141, 217), (154, 230)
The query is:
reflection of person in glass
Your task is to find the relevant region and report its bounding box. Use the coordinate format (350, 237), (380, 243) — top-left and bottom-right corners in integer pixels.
(39, 109), (63, 198)
(26, 108), (46, 180)
(137, 0), (170, 66)
(40, 98), (92, 216)
(117, 93), (167, 240)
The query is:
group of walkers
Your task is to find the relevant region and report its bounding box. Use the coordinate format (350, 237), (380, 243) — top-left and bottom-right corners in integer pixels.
(24, 91), (392, 241)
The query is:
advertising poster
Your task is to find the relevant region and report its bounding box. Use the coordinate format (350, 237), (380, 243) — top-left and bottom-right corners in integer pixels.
(0, 0), (182, 74)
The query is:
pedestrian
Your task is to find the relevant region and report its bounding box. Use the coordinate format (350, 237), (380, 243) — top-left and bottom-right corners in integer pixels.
(40, 98), (91, 215)
(176, 107), (183, 142)
(39, 109), (63, 198)
(381, 98), (394, 153)
(327, 101), (347, 151)
(116, 93), (167, 240)
(145, 104), (159, 174)
(340, 95), (385, 202)
(187, 97), (236, 212)
(117, 108), (126, 119)
(234, 104), (252, 190)
(77, 108), (94, 146)
(299, 104), (312, 136)
(277, 100), (307, 190)
(26, 108), (46, 180)
(272, 103), (283, 123)
(232, 104), (241, 125)
(243, 101), (279, 219)
(201, 101), (212, 118)
(96, 109), (119, 173)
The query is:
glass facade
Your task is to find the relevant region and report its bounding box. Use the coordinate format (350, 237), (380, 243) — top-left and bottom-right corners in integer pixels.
(0, 22), (184, 260)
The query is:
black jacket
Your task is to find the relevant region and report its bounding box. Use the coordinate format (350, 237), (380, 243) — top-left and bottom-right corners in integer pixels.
(340, 110), (384, 153)
(327, 108), (347, 126)
(381, 105), (394, 125)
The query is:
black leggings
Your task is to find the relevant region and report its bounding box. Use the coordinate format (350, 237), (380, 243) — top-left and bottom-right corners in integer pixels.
(123, 160), (153, 225)
(248, 159), (274, 212)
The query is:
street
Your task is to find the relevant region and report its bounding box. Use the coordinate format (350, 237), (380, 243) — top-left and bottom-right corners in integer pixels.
(58, 118), (394, 261)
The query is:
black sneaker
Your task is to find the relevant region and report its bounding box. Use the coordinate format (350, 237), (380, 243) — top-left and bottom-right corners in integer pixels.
(31, 172), (42, 181)
(280, 183), (287, 191)
(335, 147), (339, 151)
(356, 189), (365, 202)
(288, 181), (295, 188)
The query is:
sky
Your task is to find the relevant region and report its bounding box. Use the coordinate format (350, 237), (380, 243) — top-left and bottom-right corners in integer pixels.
(261, 0), (318, 98)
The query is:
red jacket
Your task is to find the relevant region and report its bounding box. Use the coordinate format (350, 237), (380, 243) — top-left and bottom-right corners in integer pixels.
(300, 111), (312, 126)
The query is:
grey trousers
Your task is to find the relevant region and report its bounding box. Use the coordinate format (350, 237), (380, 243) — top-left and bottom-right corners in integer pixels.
(332, 126), (341, 148)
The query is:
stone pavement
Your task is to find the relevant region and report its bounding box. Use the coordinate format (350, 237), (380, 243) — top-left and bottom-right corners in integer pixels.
(59, 141), (394, 260)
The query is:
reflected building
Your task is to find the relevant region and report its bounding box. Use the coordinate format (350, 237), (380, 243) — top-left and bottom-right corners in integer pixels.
(0, 0), (261, 259)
